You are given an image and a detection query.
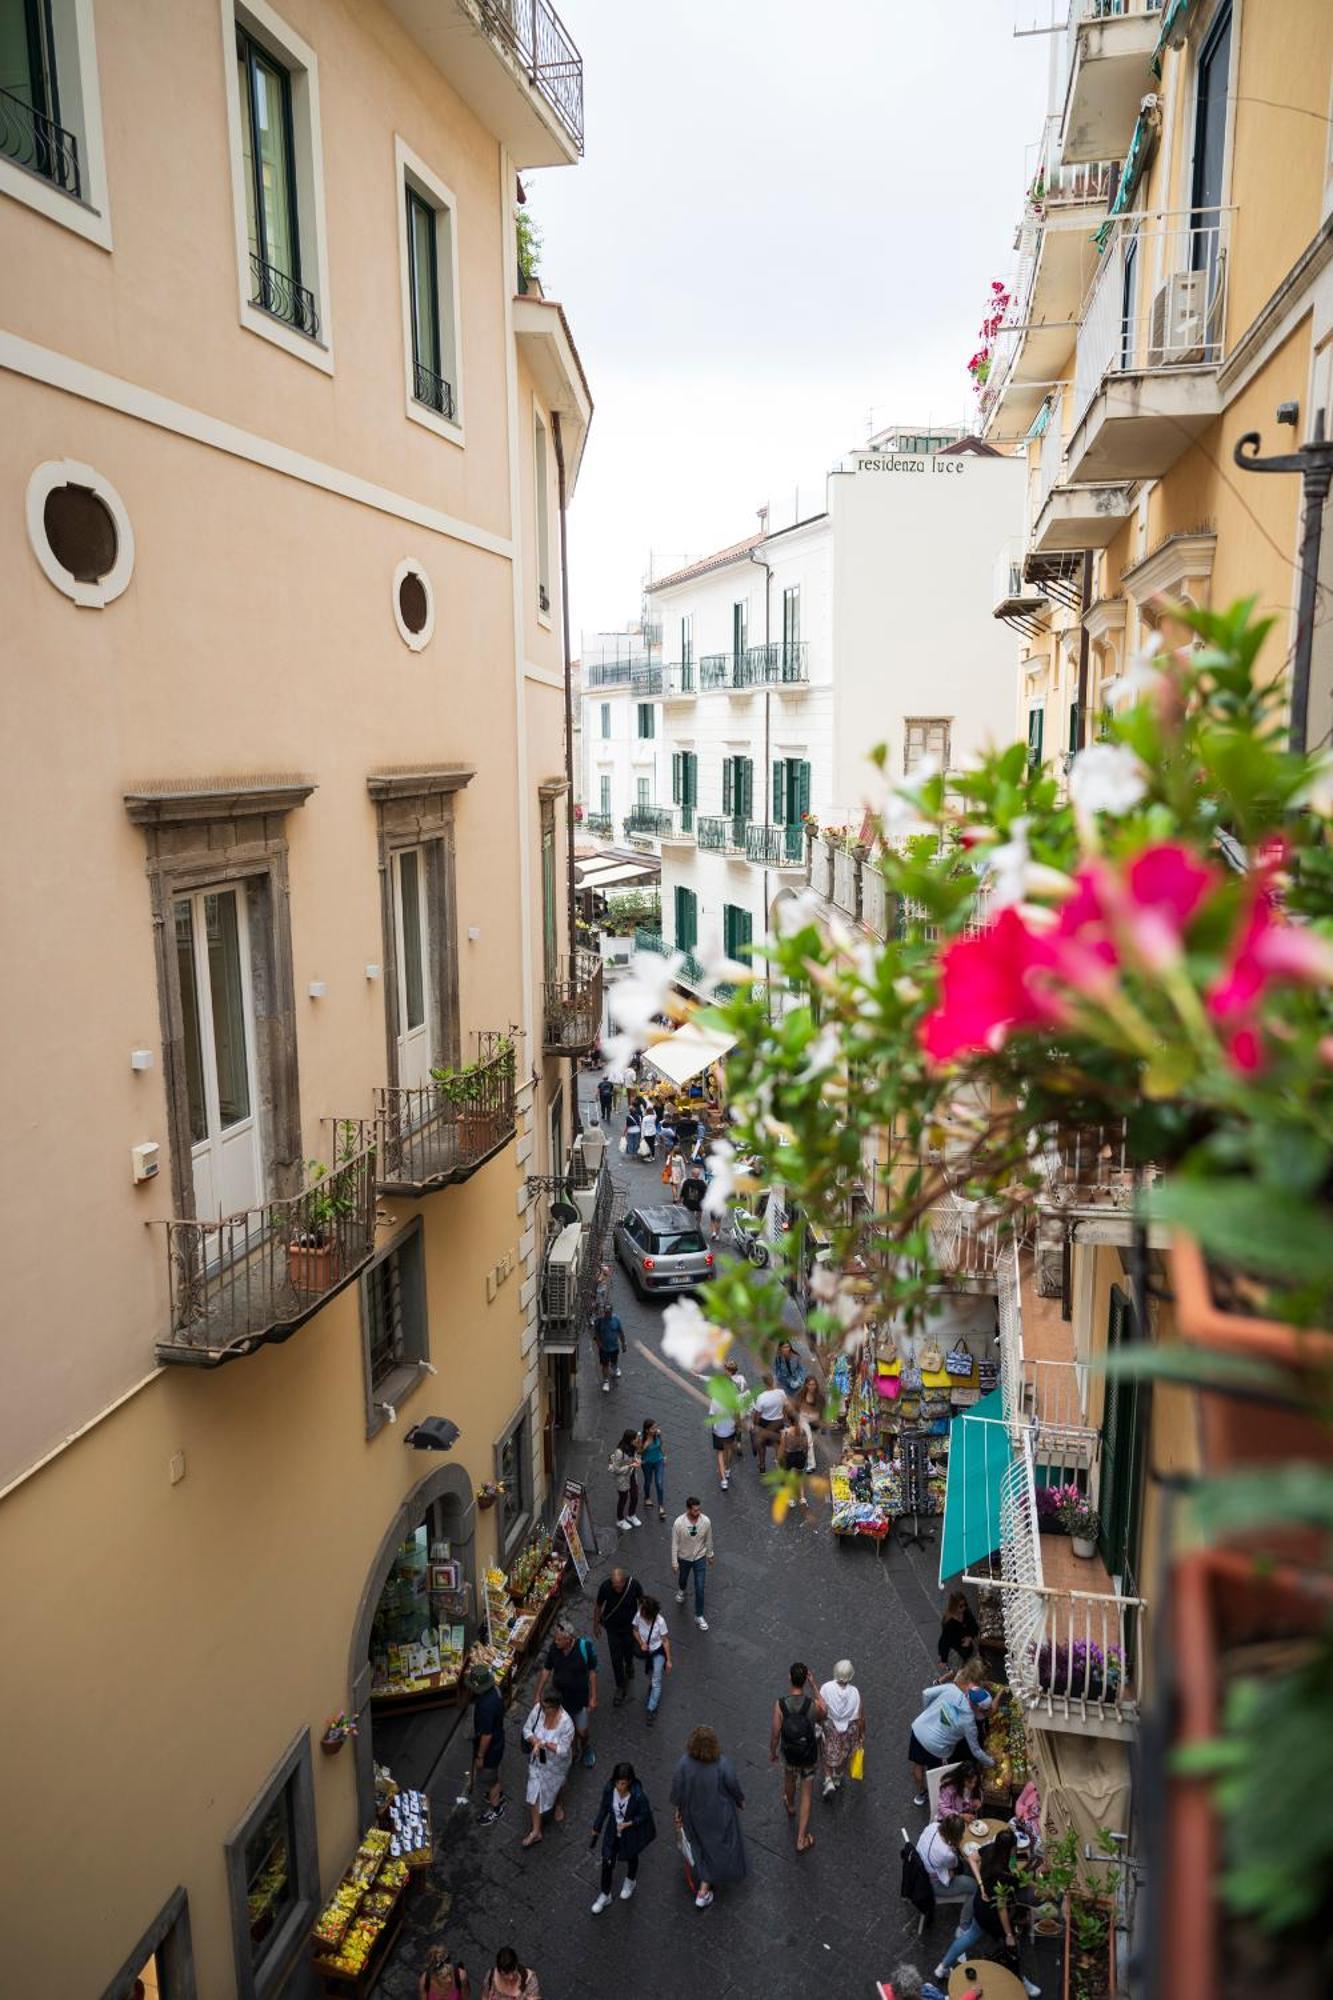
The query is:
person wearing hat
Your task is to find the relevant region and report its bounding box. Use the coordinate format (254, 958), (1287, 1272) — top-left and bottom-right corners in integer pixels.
(468, 1663), (507, 1824)
(906, 1658), (994, 1808)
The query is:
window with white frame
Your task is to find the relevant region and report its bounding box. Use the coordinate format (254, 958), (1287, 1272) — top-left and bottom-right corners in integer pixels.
(904, 717), (951, 774)
(534, 411), (552, 616)
(222, 0), (332, 370)
(396, 136), (462, 438)
(0, 0), (111, 245)
(636, 776), (650, 807)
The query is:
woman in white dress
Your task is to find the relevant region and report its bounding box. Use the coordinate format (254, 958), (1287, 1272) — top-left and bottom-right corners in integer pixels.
(818, 1659), (865, 1798)
(521, 1691), (576, 1847)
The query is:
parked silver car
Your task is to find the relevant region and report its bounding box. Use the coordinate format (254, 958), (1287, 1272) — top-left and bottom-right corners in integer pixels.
(613, 1203), (715, 1300)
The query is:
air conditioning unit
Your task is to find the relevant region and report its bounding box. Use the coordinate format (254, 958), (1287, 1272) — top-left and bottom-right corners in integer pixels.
(582, 1128), (607, 1173)
(543, 1221), (583, 1323)
(1147, 270), (1206, 368)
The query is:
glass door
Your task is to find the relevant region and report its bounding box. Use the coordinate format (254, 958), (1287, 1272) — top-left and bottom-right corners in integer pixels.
(174, 887), (262, 1220)
(393, 847), (433, 1090)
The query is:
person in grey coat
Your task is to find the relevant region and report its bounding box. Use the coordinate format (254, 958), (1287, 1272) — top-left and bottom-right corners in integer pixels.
(670, 1724), (748, 1910)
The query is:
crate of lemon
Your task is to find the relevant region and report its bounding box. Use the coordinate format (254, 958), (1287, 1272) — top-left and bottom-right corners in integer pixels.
(311, 1827), (411, 1989)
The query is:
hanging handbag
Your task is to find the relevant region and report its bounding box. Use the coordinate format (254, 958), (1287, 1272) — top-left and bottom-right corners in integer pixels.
(945, 1346), (973, 1378)
(920, 1340), (944, 1374)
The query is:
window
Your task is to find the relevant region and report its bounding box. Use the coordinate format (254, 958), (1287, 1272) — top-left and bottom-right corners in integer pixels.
(0, 0), (110, 245)
(369, 769), (468, 1094)
(224, 1732), (319, 2000)
(674, 884), (698, 953)
(541, 805), (558, 985)
(782, 586), (800, 656)
(680, 614), (694, 666)
(1027, 706), (1045, 768)
(395, 138), (462, 436)
(360, 1222), (427, 1435)
(392, 558), (434, 650)
(599, 774), (611, 816)
(903, 717), (951, 774)
(723, 903), (753, 962)
(772, 757), (810, 826)
(600, 702), (611, 739)
(721, 754), (753, 819)
(671, 750), (697, 831)
(25, 458), (134, 609)
(223, 1), (331, 369)
(1068, 701), (1081, 755)
(732, 600), (748, 664)
(534, 412), (552, 614)
(175, 886), (262, 1221)
(635, 776), (650, 808)
(636, 702), (655, 740)
(495, 1406), (532, 1550)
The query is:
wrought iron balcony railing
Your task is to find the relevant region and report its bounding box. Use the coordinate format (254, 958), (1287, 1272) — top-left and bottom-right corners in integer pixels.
(742, 641), (809, 685)
(659, 805), (695, 841)
(665, 662), (696, 697)
(624, 803), (673, 837)
(698, 653), (732, 691)
(413, 359), (455, 419)
(374, 1034), (517, 1194)
(249, 252), (320, 339)
(585, 659), (635, 687)
(477, 0), (584, 154)
(0, 83), (80, 195)
(157, 1143), (378, 1366)
(583, 812), (613, 838)
(543, 950), (603, 1054)
(631, 663), (663, 696)
(697, 814), (749, 854)
(745, 822), (804, 867)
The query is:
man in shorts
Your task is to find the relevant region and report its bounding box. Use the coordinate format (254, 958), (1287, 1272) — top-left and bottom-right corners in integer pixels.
(770, 1661), (826, 1853)
(468, 1662), (507, 1823)
(534, 1618), (600, 1768)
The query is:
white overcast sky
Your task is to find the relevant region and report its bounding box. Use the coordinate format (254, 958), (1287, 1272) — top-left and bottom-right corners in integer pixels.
(527, 0), (1053, 641)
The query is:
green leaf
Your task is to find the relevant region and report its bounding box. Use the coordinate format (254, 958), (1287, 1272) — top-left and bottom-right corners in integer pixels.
(1148, 1180), (1333, 1288)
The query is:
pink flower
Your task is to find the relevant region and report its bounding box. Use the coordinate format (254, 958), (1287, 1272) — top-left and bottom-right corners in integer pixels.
(920, 907), (1066, 1060)
(1223, 1024), (1265, 1074)
(1207, 882), (1333, 1027)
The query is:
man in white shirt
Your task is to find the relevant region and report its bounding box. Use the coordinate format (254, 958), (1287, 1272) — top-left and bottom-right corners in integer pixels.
(707, 1356), (746, 1489)
(749, 1371), (789, 1473)
(670, 1497), (714, 1630)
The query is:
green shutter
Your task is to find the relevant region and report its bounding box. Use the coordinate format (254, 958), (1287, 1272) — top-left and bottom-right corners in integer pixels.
(772, 760), (786, 824)
(683, 753), (697, 807)
(795, 760), (811, 825)
(722, 757), (733, 813)
(1069, 702), (1081, 754)
(737, 757), (753, 818)
(672, 753), (682, 804)
(1027, 707), (1044, 767)
(681, 888), (697, 951)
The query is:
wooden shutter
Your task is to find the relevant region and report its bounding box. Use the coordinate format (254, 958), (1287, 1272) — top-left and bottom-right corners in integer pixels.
(1098, 1285), (1147, 1585)
(737, 757), (753, 817)
(722, 757), (733, 813)
(682, 888), (697, 951)
(795, 760), (811, 824)
(683, 754), (697, 807)
(1069, 702), (1081, 754)
(772, 760), (786, 825)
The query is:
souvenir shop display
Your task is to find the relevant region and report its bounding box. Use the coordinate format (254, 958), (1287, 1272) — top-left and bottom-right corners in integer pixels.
(982, 1685), (1031, 1807)
(469, 1533), (568, 1694)
(311, 1827), (411, 1994)
(832, 1329), (960, 1547)
(386, 1787), (433, 1868)
(369, 1529), (469, 1711)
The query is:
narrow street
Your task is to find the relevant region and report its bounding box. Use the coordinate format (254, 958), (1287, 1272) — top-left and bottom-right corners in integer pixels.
(381, 1084), (965, 1998)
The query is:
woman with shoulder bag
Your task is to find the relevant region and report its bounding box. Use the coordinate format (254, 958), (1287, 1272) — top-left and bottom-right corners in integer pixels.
(588, 1761), (657, 1913)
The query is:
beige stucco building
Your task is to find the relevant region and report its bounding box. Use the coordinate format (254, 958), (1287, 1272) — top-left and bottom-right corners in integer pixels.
(0, 2), (597, 1993)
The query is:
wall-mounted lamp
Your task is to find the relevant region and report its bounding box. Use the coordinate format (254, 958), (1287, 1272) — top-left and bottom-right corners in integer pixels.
(404, 1416), (461, 1452)
(365, 963), (381, 980)
(130, 1049), (154, 1071)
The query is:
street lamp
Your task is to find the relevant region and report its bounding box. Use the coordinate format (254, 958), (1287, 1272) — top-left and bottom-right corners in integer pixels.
(1232, 402), (1333, 755)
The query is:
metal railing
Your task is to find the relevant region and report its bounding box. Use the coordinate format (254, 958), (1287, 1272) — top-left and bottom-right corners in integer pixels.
(585, 659), (635, 687)
(697, 814), (748, 854)
(632, 664), (664, 697)
(745, 822), (804, 868)
(832, 846), (861, 920)
(660, 805), (695, 841)
(624, 803), (673, 838)
(665, 661), (696, 697)
(249, 252), (320, 339)
(861, 863), (889, 939)
(583, 812), (613, 838)
(810, 836), (833, 901)
(994, 537), (1036, 608)
(1074, 206), (1232, 429)
(1040, 1119), (1133, 1200)
(0, 83), (80, 194)
(741, 641), (810, 686)
(159, 1144), (378, 1364)
(476, 0), (584, 153)
(698, 653), (731, 691)
(412, 360), (455, 419)
(375, 1035), (517, 1193)
(928, 1189), (1006, 1282)
(543, 950), (603, 1054)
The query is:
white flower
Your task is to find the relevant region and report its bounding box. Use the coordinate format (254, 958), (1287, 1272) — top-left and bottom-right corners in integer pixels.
(1068, 742), (1147, 818)
(697, 938), (750, 988)
(797, 1025), (840, 1083)
(987, 817), (1031, 909)
(1105, 634), (1164, 713)
(661, 1296), (730, 1374)
(808, 1262), (840, 1303)
(607, 949), (682, 1045)
(601, 1032), (637, 1077)
(771, 889), (825, 938)
(700, 1139), (736, 1219)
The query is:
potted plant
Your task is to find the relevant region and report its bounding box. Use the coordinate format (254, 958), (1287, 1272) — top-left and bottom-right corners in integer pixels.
(1056, 1492), (1100, 1559)
(289, 1157), (356, 1292)
(320, 1712), (358, 1755)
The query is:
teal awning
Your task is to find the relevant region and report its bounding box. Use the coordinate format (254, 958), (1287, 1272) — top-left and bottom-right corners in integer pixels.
(1151, 0), (1193, 77)
(938, 1389), (1010, 1586)
(1092, 104), (1159, 251)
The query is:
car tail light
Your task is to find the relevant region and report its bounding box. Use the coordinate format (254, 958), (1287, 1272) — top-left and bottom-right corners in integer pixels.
(643, 1257), (655, 1270)
(705, 1253), (714, 1267)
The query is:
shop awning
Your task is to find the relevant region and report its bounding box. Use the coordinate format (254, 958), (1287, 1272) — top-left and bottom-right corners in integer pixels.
(938, 1390), (1011, 1586)
(642, 1022), (738, 1088)
(579, 862), (656, 889)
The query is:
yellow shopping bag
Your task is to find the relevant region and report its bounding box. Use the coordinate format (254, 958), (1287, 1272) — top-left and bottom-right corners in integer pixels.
(848, 1746), (865, 1781)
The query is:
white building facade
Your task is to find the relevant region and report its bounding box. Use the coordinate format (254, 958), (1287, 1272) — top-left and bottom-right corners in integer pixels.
(580, 622), (665, 841)
(643, 434), (1026, 971)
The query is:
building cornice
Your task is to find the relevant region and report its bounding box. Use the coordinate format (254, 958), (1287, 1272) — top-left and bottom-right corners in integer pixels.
(366, 767), (476, 801)
(1120, 531), (1216, 603)
(124, 778), (316, 824)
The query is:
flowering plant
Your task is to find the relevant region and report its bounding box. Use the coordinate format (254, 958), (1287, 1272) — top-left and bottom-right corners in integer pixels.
(1055, 1492), (1100, 1541)
(1035, 1481), (1085, 1531)
(1036, 1638), (1122, 1699)
(322, 1712), (358, 1742)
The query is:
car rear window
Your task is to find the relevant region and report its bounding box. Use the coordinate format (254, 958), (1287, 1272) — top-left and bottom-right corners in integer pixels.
(652, 1229), (707, 1256)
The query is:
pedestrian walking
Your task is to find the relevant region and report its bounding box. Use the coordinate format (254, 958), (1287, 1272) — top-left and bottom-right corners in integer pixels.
(907, 1660), (994, 1807)
(641, 1103), (659, 1159)
(773, 1339), (807, 1398)
(638, 1417), (667, 1518)
(749, 1373), (787, 1471)
(679, 1162), (706, 1218)
(597, 1076), (614, 1122)
(668, 1146), (687, 1198)
(481, 1948), (541, 1999)
(519, 1692), (575, 1847)
(593, 1261), (612, 1319)
(467, 1663), (507, 1823)
(707, 1356), (746, 1490)
(818, 1659), (865, 1798)
(589, 1761), (657, 1913)
(608, 1431), (642, 1530)
(933, 1829), (1042, 1997)
(534, 1618), (599, 1770)
(632, 1595), (672, 1721)
(770, 1662), (825, 1854)
(936, 1589), (980, 1672)
(593, 1307), (622, 1393)
(671, 1497), (714, 1631)
(593, 1565), (643, 1705)
(420, 1948), (471, 2000)
(624, 1103), (641, 1158)
(670, 1725), (748, 1910)
(778, 1409), (811, 1511)
(796, 1372), (824, 1471)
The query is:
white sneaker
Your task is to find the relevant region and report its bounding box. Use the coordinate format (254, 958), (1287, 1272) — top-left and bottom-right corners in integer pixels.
(602, 1381), (610, 1393)
(627, 1515), (642, 1527)
(696, 1615), (709, 1631)
(591, 1893), (611, 1915)
(619, 1877), (636, 1901)
(720, 1476), (729, 1491)
(1022, 1983), (1041, 1999)
(675, 1590), (686, 1605)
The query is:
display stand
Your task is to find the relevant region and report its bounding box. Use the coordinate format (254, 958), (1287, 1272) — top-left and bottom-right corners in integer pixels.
(896, 1433), (936, 1553)
(310, 1830), (411, 1995)
(558, 1477), (600, 1564)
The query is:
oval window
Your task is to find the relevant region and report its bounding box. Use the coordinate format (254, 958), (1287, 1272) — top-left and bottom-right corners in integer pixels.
(392, 559), (435, 651)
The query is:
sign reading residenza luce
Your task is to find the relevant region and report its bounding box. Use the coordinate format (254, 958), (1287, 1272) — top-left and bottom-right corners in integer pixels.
(855, 454), (968, 475)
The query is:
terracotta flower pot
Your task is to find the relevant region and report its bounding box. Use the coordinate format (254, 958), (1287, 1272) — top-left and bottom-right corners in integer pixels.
(288, 1240), (342, 1293)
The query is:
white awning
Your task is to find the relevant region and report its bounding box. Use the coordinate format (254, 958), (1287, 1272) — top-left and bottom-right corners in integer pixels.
(578, 861), (657, 889)
(642, 1023), (738, 1087)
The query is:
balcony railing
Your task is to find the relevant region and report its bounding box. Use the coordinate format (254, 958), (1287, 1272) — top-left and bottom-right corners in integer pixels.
(158, 1144), (378, 1366)
(745, 822), (805, 868)
(249, 253), (320, 340)
(624, 803), (673, 838)
(664, 662), (697, 698)
(632, 664), (664, 697)
(998, 1242), (1100, 1481)
(660, 805), (695, 842)
(585, 659), (635, 688)
(374, 1035), (517, 1195)
(412, 360), (456, 419)
(740, 642), (810, 687)
(543, 950), (603, 1054)
(697, 814), (749, 854)
(860, 863), (889, 939)
(832, 845), (861, 920)
(476, 0), (585, 154)
(810, 835), (833, 901)
(0, 83), (81, 195)
(1040, 1119), (1134, 1203)
(583, 812), (613, 838)
(1073, 206), (1232, 430)
(928, 1189), (1006, 1284)
(699, 653), (732, 691)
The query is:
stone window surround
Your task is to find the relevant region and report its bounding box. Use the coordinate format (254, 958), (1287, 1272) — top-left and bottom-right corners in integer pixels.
(124, 780), (313, 1224)
(494, 1399), (534, 1558)
(367, 767), (474, 1091)
(360, 1216), (429, 1440)
(97, 1885), (197, 2000)
(222, 1729), (319, 2000)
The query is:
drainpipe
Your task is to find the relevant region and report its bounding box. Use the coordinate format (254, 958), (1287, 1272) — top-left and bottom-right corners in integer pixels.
(749, 532), (775, 1017)
(1075, 547), (1093, 750)
(552, 410), (580, 1133)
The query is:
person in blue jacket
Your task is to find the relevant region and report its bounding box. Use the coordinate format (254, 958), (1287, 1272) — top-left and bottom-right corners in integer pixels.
(907, 1659), (995, 1806)
(589, 1761), (657, 1913)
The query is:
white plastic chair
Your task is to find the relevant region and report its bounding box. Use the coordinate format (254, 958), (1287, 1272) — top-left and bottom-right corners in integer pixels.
(926, 1759), (962, 1817)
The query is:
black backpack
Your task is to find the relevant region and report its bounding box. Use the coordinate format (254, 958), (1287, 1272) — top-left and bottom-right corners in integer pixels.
(779, 1693), (818, 1763)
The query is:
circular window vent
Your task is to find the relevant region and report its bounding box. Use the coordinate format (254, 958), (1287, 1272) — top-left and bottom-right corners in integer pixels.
(392, 559), (435, 651)
(26, 460), (135, 608)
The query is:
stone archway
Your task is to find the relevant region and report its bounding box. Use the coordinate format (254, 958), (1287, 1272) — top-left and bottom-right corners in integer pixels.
(347, 1462), (476, 1821)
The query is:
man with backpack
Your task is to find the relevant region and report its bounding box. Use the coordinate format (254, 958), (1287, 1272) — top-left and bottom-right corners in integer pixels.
(769, 1661), (826, 1853)
(534, 1618), (600, 1769)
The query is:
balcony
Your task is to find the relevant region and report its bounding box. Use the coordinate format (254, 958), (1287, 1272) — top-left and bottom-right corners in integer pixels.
(697, 814), (749, 855)
(585, 659), (635, 688)
(663, 662), (697, 701)
(624, 803), (673, 839)
(157, 1144), (378, 1367)
(631, 663), (664, 697)
(412, 360), (456, 421)
(384, 0), (583, 166)
(745, 822), (805, 869)
(810, 834), (833, 901)
(543, 950), (603, 1054)
(659, 806), (697, 845)
(0, 83), (81, 196)
(927, 1190), (1007, 1291)
(1068, 206), (1230, 483)
(249, 253), (320, 340)
(698, 653), (733, 691)
(993, 540), (1049, 637)
(741, 641), (810, 687)
(583, 812), (613, 838)
(374, 1035), (518, 1196)
(1060, 0), (1163, 167)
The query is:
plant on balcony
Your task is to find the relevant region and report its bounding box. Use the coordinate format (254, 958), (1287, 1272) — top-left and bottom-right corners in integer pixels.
(515, 204), (542, 290)
(1055, 1492), (1100, 1556)
(1035, 1635), (1121, 1702)
(1035, 1479), (1085, 1534)
(431, 1037), (517, 1108)
(289, 1125), (365, 1289)
(966, 280), (1011, 395)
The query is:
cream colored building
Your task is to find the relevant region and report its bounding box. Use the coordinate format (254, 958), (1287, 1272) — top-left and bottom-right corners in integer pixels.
(0, 2), (595, 1993)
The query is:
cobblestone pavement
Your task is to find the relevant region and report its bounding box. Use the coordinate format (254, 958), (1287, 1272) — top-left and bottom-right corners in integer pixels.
(377, 1085), (1044, 2000)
